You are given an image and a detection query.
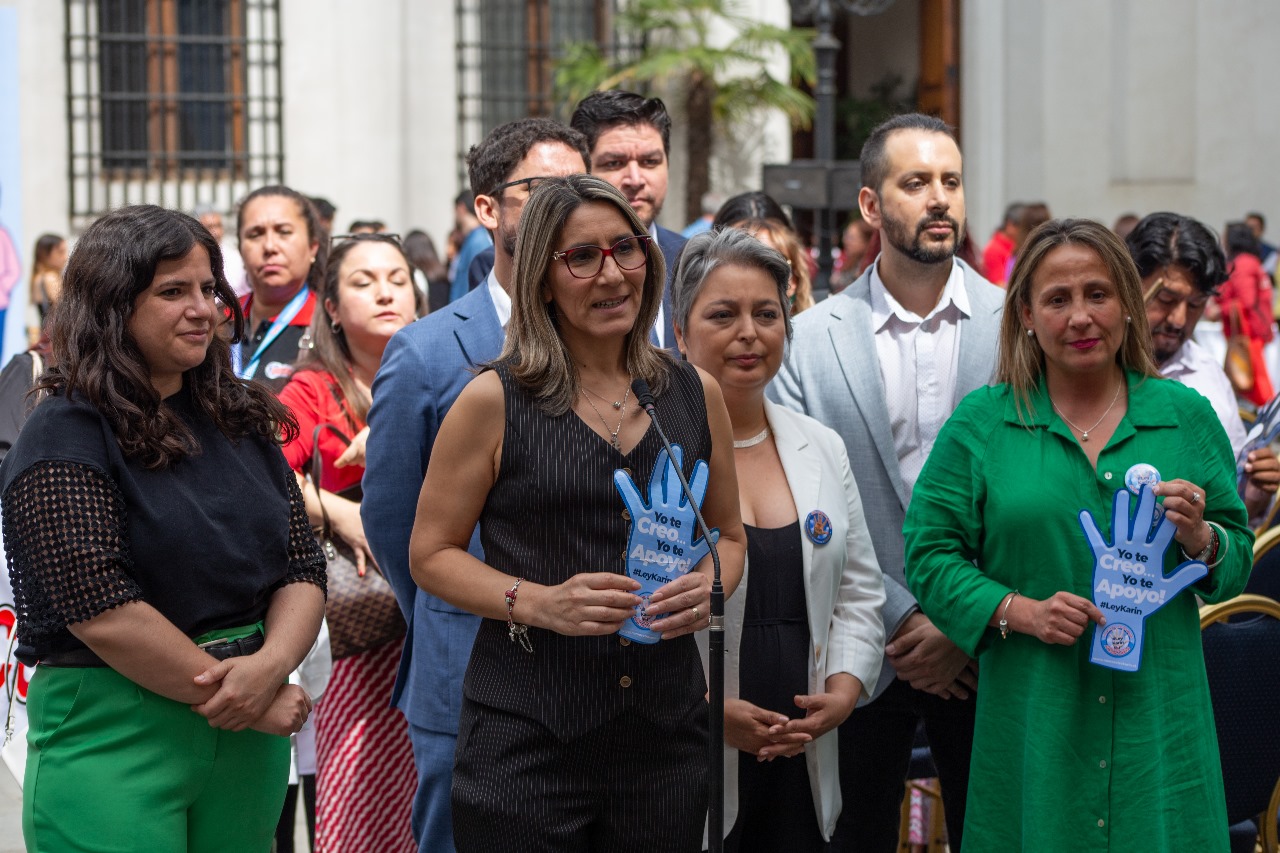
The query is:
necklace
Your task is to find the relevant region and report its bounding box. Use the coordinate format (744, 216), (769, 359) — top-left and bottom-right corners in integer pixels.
(582, 381), (631, 450)
(734, 425), (772, 449)
(1051, 381), (1123, 442)
(583, 384), (627, 410)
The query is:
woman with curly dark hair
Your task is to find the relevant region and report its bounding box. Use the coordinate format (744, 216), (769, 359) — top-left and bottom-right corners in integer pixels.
(0, 204), (326, 851)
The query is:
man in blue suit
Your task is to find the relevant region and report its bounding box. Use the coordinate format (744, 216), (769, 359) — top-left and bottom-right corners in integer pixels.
(571, 90), (686, 351)
(362, 117), (590, 853)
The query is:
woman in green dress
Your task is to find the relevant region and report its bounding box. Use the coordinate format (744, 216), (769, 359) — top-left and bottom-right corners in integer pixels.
(905, 218), (1251, 851)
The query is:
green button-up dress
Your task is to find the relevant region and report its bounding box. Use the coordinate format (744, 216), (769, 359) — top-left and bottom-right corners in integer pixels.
(905, 371), (1251, 852)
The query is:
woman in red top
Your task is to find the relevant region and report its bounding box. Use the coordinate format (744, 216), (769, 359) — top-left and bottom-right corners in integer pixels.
(1220, 221), (1275, 406)
(279, 233), (425, 853)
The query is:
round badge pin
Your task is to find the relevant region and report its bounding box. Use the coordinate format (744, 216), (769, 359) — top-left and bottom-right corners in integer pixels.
(805, 510), (833, 545)
(1124, 463), (1161, 495)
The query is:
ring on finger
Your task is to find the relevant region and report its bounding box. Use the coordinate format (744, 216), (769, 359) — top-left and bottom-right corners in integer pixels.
(1190, 491), (1201, 504)
(690, 606), (700, 621)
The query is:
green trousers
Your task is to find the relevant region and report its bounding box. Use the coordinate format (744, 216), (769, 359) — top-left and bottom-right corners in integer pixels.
(23, 647), (289, 851)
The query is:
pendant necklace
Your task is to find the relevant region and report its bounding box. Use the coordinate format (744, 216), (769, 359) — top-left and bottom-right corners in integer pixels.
(583, 384), (627, 410)
(733, 425), (772, 449)
(582, 381), (632, 450)
(1051, 381), (1122, 442)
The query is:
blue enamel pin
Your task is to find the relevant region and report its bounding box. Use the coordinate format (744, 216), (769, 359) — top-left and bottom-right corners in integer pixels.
(805, 510), (833, 545)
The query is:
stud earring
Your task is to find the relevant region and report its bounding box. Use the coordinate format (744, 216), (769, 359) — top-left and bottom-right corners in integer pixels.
(1126, 316), (1132, 323)
(1026, 328), (1034, 337)
(330, 320), (341, 334)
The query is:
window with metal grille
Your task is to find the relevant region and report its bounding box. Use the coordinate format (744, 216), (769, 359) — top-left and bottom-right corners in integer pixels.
(454, 0), (625, 189)
(66, 0), (283, 227)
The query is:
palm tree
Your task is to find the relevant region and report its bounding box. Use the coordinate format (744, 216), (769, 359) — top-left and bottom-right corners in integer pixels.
(555, 0), (816, 225)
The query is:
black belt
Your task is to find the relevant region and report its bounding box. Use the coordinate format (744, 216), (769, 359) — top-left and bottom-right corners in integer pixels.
(197, 632), (266, 661)
(40, 631), (266, 668)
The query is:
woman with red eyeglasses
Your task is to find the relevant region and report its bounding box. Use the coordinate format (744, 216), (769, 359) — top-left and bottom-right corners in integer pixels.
(410, 175), (746, 853)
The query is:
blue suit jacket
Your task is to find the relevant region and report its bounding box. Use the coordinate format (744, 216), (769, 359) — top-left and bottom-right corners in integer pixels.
(362, 282), (504, 733)
(466, 245), (495, 292)
(654, 224), (685, 350)
(450, 226), (492, 303)
(466, 226), (685, 351)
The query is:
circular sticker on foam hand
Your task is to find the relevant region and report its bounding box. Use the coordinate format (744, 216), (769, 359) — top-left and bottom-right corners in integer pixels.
(633, 593), (656, 629)
(1100, 623), (1136, 658)
(805, 510), (833, 545)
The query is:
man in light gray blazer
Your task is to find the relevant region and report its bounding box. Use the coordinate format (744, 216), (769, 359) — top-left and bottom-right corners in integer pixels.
(770, 113), (1004, 853)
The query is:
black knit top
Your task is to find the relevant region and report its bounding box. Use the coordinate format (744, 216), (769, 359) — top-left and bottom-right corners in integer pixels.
(0, 386), (326, 664)
(465, 359), (713, 739)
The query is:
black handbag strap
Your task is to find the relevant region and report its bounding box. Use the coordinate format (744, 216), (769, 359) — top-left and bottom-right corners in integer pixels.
(325, 379), (361, 437)
(310, 422), (352, 544)
(309, 421), (385, 581)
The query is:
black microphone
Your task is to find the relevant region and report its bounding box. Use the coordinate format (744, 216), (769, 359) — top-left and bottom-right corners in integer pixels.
(630, 377), (726, 852)
(632, 378), (656, 412)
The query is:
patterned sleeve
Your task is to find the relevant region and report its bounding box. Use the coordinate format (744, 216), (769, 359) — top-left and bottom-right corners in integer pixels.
(1, 460), (144, 642)
(279, 463), (327, 596)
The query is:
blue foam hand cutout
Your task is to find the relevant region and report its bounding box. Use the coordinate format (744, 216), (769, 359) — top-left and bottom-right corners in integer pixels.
(612, 444), (719, 644)
(1079, 485), (1207, 672)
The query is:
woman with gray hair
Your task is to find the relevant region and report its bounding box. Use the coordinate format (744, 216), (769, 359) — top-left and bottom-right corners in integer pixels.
(673, 227), (886, 851)
(409, 175), (746, 852)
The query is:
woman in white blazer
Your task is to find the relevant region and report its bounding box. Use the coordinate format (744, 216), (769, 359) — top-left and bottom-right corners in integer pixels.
(674, 227), (886, 850)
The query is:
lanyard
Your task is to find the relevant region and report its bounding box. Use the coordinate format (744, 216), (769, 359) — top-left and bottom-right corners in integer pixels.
(234, 287), (310, 380)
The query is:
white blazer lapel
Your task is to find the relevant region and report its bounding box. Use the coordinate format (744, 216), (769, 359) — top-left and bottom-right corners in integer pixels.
(766, 401), (825, 679)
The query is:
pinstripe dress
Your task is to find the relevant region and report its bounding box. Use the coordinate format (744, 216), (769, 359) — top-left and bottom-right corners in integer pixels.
(451, 359), (711, 852)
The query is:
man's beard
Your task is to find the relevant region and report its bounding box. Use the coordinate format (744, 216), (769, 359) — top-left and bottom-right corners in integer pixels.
(1150, 323), (1185, 366)
(883, 211), (964, 265)
(498, 215), (517, 258)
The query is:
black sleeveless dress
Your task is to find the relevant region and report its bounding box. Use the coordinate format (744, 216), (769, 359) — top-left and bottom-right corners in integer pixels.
(451, 359), (713, 853)
(726, 521), (826, 852)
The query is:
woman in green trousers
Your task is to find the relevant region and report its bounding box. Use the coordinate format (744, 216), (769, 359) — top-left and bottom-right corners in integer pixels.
(0, 204), (326, 852)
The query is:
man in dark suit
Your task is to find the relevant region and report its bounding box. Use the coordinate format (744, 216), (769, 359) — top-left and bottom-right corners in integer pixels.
(361, 117), (590, 853)
(571, 90), (685, 351)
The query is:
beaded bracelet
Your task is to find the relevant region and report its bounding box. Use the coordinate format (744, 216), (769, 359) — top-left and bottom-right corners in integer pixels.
(1181, 520), (1227, 570)
(1200, 521), (1228, 570)
(505, 578), (533, 653)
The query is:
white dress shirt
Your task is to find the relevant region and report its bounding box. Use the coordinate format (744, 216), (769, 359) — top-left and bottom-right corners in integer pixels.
(1159, 338), (1248, 456)
(650, 223), (666, 348)
(869, 260), (970, 501)
(486, 269), (511, 330)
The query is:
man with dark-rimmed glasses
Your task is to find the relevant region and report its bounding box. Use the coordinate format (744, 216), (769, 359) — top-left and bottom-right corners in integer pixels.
(362, 117), (589, 853)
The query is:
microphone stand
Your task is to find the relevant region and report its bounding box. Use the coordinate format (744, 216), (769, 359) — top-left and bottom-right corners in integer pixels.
(632, 379), (725, 852)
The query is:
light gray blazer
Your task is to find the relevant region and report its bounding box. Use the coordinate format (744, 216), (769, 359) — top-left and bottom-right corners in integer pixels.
(768, 258), (1004, 700)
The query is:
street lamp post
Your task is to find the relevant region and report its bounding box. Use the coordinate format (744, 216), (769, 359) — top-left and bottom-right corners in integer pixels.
(790, 0), (895, 296)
